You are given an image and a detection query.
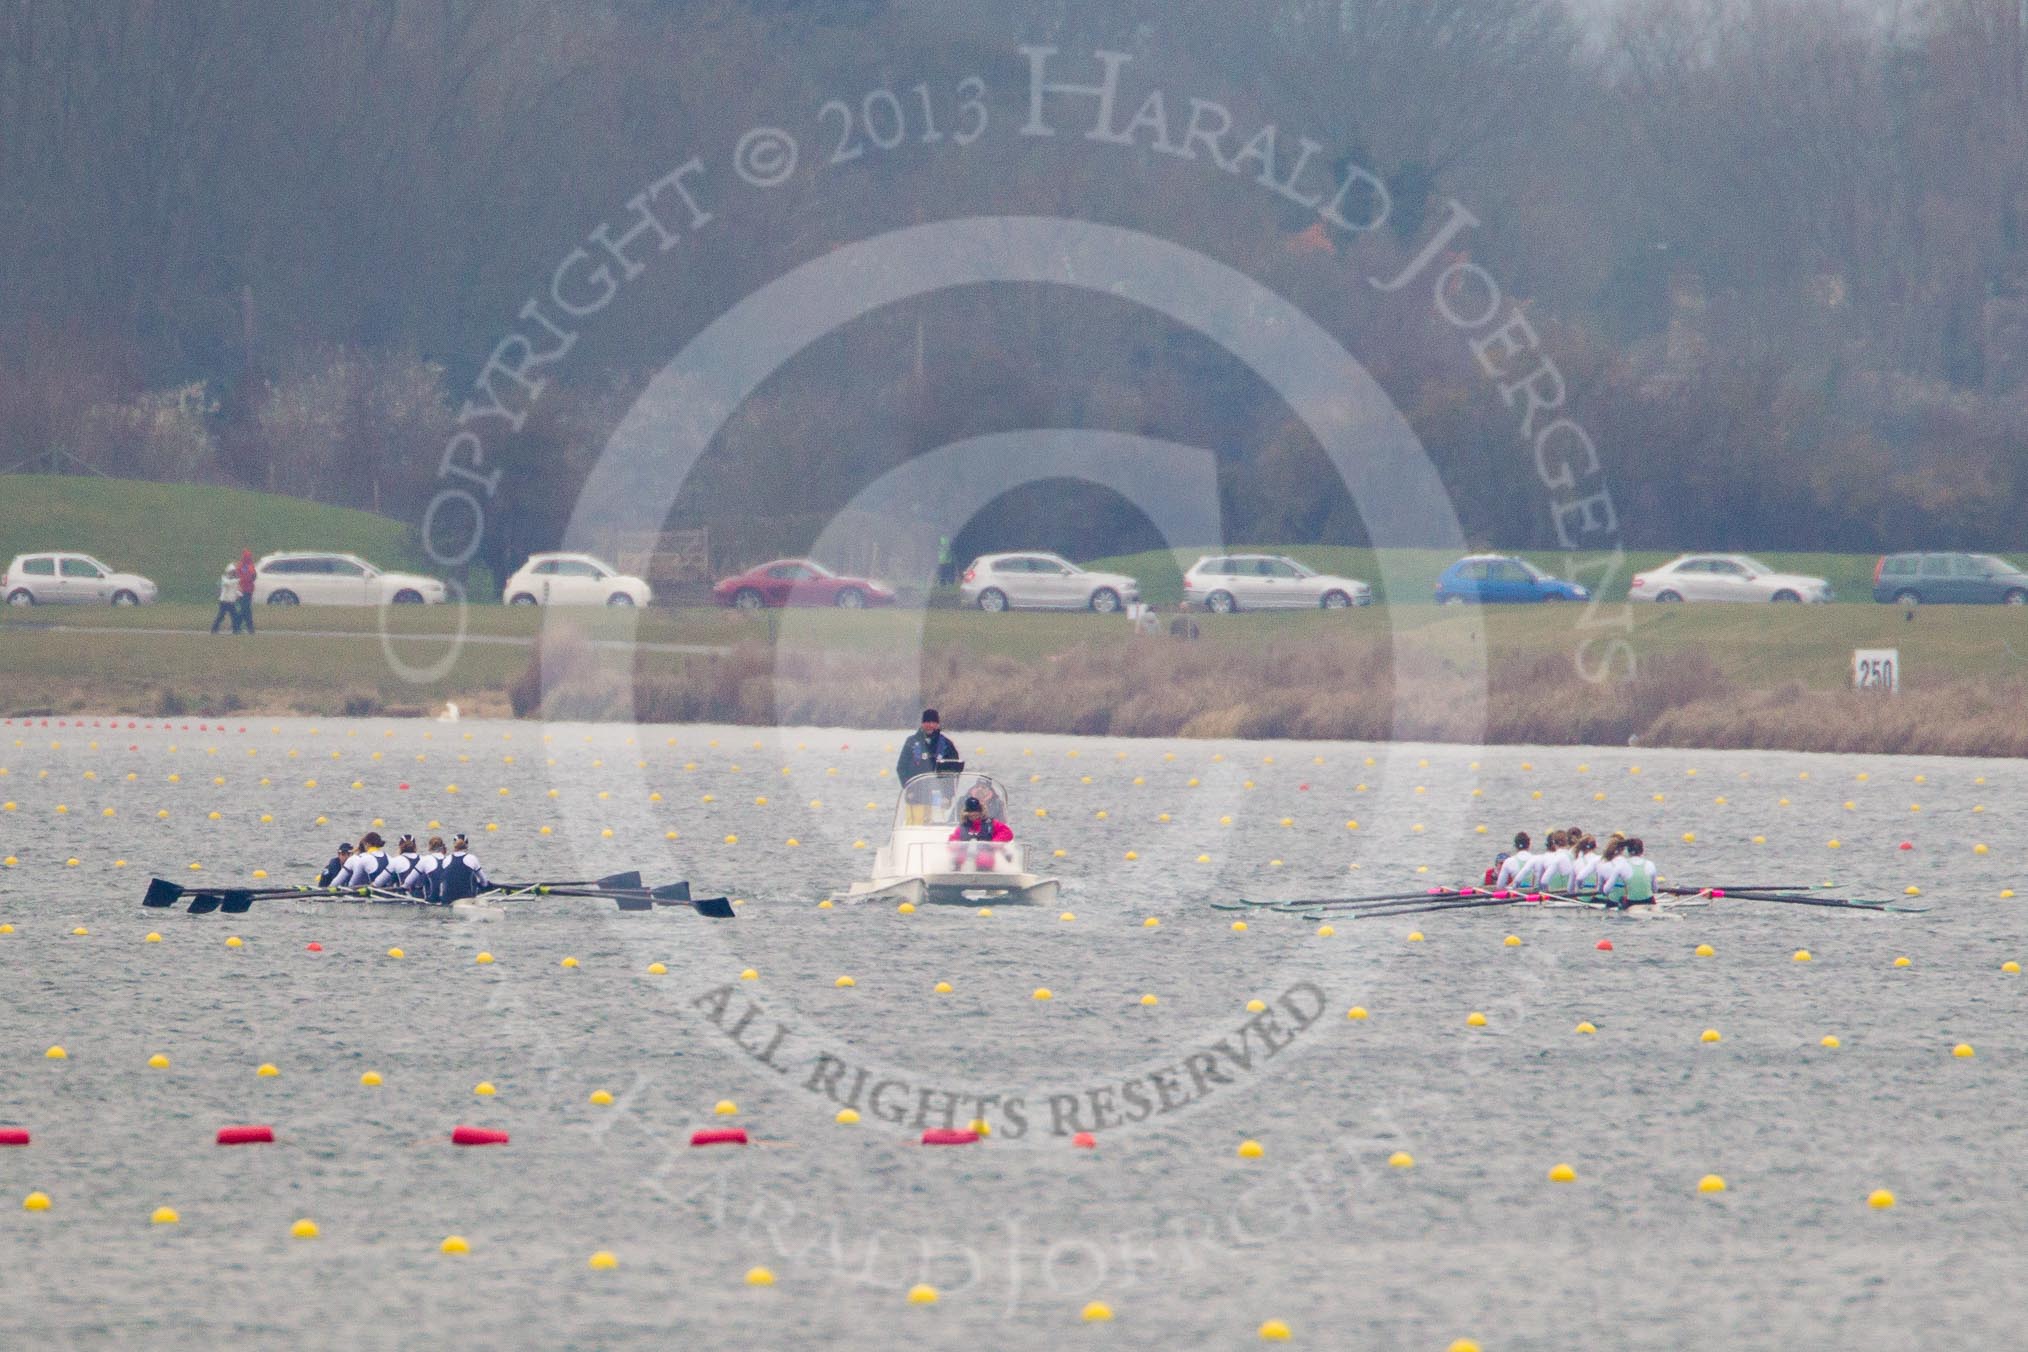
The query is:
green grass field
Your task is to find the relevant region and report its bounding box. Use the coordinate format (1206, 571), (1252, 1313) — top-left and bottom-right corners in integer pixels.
(0, 475), (445, 604)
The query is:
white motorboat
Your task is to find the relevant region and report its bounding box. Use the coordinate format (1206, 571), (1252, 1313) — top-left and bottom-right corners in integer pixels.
(847, 770), (1061, 906)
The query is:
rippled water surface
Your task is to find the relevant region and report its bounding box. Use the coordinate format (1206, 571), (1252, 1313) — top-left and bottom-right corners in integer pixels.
(1, 716), (2023, 1350)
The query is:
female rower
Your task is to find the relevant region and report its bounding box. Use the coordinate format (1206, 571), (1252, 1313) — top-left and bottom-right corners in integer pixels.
(949, 795), (1014, 872)
(1494, 833), (1534, 889)
(407, 837), (447, 898)
(385, 835), (422, 891)
(1536, 830), (1578, 894)
(434, 833), (491, 902)
(1604, 838), (1657, 909)
(338, 832), (390, 887)
(1570, 836), (1602, 894)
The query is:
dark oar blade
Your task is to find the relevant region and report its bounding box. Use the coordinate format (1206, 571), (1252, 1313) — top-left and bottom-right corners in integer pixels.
(185, 895), (222, 915)
(691, 895), (734, 919)
(614, 894), (654, 912)
(651, 881), (691, 902)
(596, 871), (644, 892)
(144, 879), (185, 908)
(218, 891), (255, 914)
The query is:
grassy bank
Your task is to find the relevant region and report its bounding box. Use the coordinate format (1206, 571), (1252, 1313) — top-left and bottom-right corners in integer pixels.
(0, 475), (442, 603)
(8, 600), (2027, 755)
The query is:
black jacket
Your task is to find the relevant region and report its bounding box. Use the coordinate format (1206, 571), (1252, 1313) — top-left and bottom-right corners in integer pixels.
(317, 856), (348, 887)
(895, 729), (958, 785)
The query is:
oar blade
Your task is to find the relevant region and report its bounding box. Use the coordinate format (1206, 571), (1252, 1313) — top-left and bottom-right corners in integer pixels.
(596, 871), (644, 892)
(217, 891), (255, 914)
(143, 879), (184, 909)
(651, 881), (692, 902)
(614, 894), (654, 912)
(185, 895), (222, 915)
(692, 896), (735, 920)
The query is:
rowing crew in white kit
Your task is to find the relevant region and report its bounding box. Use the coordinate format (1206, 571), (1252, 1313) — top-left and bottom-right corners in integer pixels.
(1488, 828), (1658, 909)
(315, 831), (491, 903)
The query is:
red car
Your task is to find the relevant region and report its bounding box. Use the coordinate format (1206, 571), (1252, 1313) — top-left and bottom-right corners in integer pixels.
(712, 559), (896, 610)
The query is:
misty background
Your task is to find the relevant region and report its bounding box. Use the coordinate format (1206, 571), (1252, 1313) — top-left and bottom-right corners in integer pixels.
(3, 0), (2024, 581)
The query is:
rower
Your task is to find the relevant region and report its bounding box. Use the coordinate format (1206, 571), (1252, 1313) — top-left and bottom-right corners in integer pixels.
(434, 833), (490, 903)
(948, 795), (1013, 872)
(1512, 829), (1565, 892)
(407, 836), (447, 898)
(385, 835), (422, 890)
(1570, 835), (1602, 893)
(1493, 833), (1534, 889)
(316, 841), (354, 887)
(1604, 838), (1657, 909)
(1536, 830), (1577, 894)
(337, 832), (390, 887)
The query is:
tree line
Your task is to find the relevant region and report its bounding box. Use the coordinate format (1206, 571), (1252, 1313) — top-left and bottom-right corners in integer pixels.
(2, 0), (2025, 580)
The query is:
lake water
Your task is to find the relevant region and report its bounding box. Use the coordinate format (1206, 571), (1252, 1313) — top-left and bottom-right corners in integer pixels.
(1, 716), (2022, 1350)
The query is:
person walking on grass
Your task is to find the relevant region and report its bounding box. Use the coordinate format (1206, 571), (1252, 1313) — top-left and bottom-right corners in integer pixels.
(210, 562), (243, 634)
(235, 548), (257, 635)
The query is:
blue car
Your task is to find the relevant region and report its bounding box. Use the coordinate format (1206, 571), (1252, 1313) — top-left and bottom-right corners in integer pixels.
(1435, 555), (1589, 604)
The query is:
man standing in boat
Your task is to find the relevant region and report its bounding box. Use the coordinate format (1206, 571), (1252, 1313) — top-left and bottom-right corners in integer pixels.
(896, 708), (959, 825)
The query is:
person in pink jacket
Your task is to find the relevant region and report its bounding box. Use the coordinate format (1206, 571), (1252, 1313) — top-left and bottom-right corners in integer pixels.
(948, 795), (1013, 871)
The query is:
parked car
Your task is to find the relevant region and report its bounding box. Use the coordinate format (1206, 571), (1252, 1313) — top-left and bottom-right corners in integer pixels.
(961, 552), (1142, 612)
(1630, 554), (1832, 603)
(253, 552), (447, 606)
(1873, 552), (2028, 605)
(1181, 554), (1371, 612)
(3, 552), (157, 606)
(1435, 554), (1589, 605)
(504, 553), (652, 607)
(712, 559), (895, 610)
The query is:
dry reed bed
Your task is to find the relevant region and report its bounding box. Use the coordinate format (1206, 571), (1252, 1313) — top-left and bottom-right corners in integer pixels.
(508, 627), (2028, 757)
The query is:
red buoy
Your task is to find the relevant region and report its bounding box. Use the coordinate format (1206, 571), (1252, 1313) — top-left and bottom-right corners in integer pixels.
(1898, 841), (1913, 850)
(1071, 1131), (1096, 1149)
(305, 942), (322, 952)
(1595, 939), (1614, 951)
(690, 1127), (748, 1147)
(217, 1125), (275, 1145)
(0, 1128), (30, 1146)
(921, 1127), (980, 1146)
(451, 1125), (510, 1146)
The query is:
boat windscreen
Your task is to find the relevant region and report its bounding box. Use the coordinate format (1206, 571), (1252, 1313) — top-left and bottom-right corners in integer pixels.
(895, 772), (1010, 831)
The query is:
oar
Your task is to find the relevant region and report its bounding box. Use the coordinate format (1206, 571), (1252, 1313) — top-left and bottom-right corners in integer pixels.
(1344, 897), (1524, 922)
(1223, 888), (1480, 911)
(492, 871), (643, 893)
(1716, 890), (1925, 914)
(533, 882), (728, 917)
(1269, 890), (1495, 916)
(144, 878), (310, 909)
(1662, 882), (1834, 896)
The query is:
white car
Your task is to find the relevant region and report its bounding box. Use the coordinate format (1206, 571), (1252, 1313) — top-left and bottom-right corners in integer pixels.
(1630, 554), (1833, 603)
(253, 552), (448, 606)
(1182, 554), (1372, 612)
(503, 553), (651, 607)
(3, 552), (158, 606)
(960, 552), (1141, 613)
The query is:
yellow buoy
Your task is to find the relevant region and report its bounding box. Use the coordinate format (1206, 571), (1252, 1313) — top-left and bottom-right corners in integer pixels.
(1893, 956), (1911, 968)
(714, 1099), (738, 1116)
(1548, 1163), (1577, 1183)
(44, 1045), (66, 1060)
(1082, 1300), (1113, 1322)
(1793, 950), (1813, 962)
(561, 956), (579, 969)
(1953, 1043), (1975, 1059)
(1575, 1022), (1597, 1035)
(256, 1063), (279, 1077)
(834, 975), (855, 988)
(746, 1266), (776, 1287)
(1231, 920), (1248, 932)
(897, 901), (915, 913)
(1140, 993), (1158, 1006)
(1388, 1151), (1414, 1169)
(1867, 1189), (1896, 1210)
(1695, 943), (1715, 957)
(387, 947), (405, 960)
(906, 1283), (938, 1305)
(589, 1089), (614, 1105)
(291, 1218), (320, 1239)
(1697, 1174), (1727, 1194)
(1032, 988), (1053, 1001)
(225, 936), (243, 949)
(152, 1205), (180, 1225)
(1347, 1007), (1368, 1021)
(441, 1235), (470, 1254)
(148, 1054), (171, 1069)
(1503, 934), (1521, 947)
(474, 1081), (496, 1096)
(1316, 924), (1335, 937)
(1700, 1029), (1721, 1044)
(1466, 1012), (1487, 1027)
(22, 1191), (51, 1212)
(1237, 1139), (1264, 1160)
(1407, 931), (1424, 942)
(934, 981), (954, 994)
(588, 1250), (619, 1270)
(1143, 916), (1160, 927)
(1259, 1319), (1292, 1341)
(2004, 961), (2021, 975)
(1821, 1035), (1841, 1048)
(360, 1070), (383, 1087)
(1246, 999), (1267, 1013)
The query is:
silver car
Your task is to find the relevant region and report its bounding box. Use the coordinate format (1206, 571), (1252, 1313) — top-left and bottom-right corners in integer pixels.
(1182, 554), (1372, 612)
(960, 552), (1141, 613)
(4, 552), (158, 606)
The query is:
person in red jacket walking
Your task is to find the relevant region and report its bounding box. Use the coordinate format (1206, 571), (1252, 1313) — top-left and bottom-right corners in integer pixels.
(948, 795), (1012, 871)
(235, 549), (257, 634)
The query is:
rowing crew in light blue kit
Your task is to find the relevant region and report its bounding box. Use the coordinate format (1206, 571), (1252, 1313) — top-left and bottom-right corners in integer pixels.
(316, 831), (492, 903)
(1493, 829), (1657, 909)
